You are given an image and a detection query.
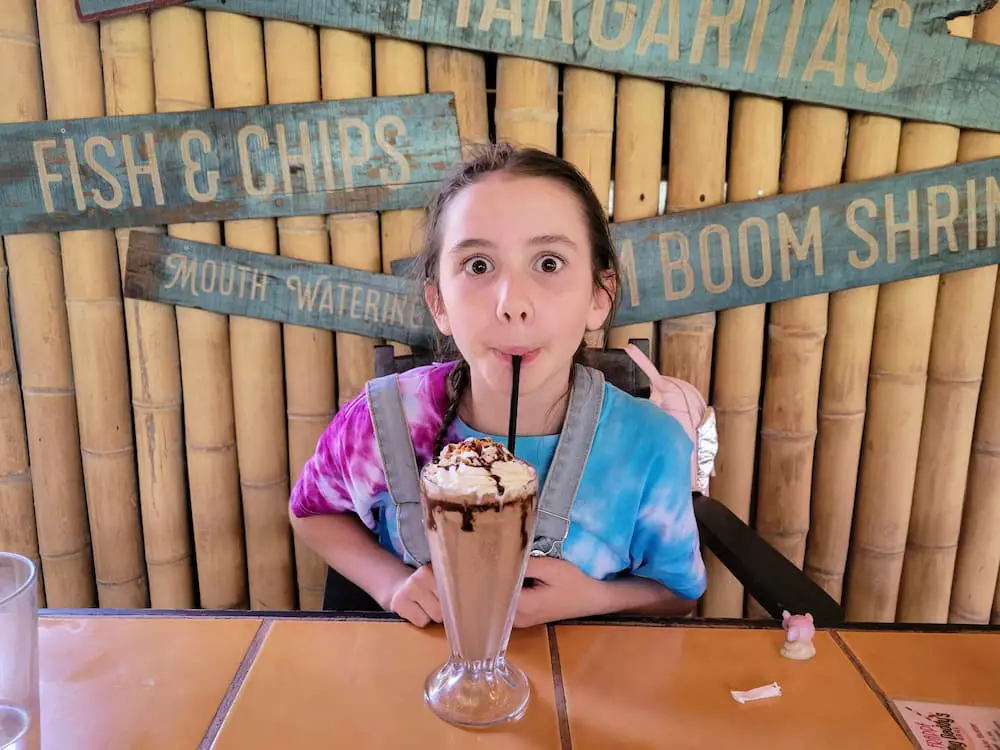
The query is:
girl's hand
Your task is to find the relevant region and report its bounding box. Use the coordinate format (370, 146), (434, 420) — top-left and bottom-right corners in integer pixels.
(388, 564), (442, 628)
(513, 556), (697, 627)
(513, 556), (609, 628)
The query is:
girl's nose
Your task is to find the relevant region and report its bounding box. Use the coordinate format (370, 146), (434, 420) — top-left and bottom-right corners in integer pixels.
(496, 277), (533, 323)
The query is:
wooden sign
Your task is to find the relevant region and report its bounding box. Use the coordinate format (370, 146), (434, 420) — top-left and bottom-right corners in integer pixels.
(164, 0), (1000, 134)
(604, 155), (1000, 326)
(75, 0), (183, 21)
(0, 94), (461, 236)
(124, 232), (439, 348)
(125, 156), (1000, 343)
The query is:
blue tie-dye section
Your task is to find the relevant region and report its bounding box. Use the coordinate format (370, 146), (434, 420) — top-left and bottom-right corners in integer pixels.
(439, 385), (705, 602)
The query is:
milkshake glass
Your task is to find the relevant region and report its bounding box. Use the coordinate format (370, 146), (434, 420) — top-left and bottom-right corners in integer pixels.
(419, 437), (539, 727)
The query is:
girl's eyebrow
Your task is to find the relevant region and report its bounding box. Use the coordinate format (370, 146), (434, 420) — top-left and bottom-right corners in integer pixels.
(528, 234), (578, 250)
(447, 237), (495, 254)
(447, 234), (578, 254)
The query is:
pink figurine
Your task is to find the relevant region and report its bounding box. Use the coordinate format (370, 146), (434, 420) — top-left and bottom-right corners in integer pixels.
(780, 610), (816, 660)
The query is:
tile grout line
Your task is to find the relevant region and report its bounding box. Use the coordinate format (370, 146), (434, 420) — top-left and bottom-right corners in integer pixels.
(829, 630), (920, 748)
(546, 626), (573, 750)
(198, 617), (274, 750)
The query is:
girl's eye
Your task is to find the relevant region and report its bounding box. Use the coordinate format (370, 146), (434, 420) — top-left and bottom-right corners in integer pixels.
(463, 257), (494, 275)
(536, 255), (564, 273)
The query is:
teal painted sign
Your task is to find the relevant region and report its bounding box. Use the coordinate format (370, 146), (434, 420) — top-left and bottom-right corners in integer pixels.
(74, 0), (183, 21)
(159, 0), (1000, 134)
(124, 231), (438, 347)
(0, 94), (461, 236)
(610, 155), (1000, 325)
(124, 156), (1000, 343)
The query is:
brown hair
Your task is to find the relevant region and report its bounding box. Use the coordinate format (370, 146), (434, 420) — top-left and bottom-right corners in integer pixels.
(411, 142), (623, 455)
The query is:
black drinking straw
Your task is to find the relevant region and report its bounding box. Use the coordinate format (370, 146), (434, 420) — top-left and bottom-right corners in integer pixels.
(507, 355), (521, 455)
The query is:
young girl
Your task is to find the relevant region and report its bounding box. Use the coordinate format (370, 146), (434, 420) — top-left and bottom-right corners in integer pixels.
(289, 144), (707, 628)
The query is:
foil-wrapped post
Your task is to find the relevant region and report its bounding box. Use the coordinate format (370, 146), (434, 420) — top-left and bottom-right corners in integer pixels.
(694, 406), (718, 494)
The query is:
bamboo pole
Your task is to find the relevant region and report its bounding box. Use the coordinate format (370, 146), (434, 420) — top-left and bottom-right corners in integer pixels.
(494, 57), (558, 153)
(319, 31), (382, 409)
(561, 67), (615, 349)
(376, 40), (425, 357)
(803, 114), (901, 603)
(427, 47), (489, 160)
(36, 0), (148, 609)
(701, 95), (782, 619)
(898, 125), (998, 620)
(101, 12), (195, 609)
(0, 0), (94, 607)
(750, 104), (847, 618)
(946, 0), (1000, 627)
(950, 280), (1000, 624)
(327, 208), (381, 407)
(658, 85), (728, 399)
(845, 18), (971, 622)
(328, 219), (383, 403)
(606, 77), (665, 353)
(206, 9), (296, 610)
(150, 5), (248, 609)
(658, 84), (729, 613)
(329, 212), (382, 401)
(0, 241), (44, 607)
(263, 19), (331, 611)
(562, 69), (615, 215)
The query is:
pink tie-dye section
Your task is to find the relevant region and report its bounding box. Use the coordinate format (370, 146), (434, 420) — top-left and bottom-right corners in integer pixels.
(289, 361), (458, 529)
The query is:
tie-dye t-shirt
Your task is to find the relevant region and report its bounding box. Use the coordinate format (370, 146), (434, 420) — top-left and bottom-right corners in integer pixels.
(290, 361), (708, 602)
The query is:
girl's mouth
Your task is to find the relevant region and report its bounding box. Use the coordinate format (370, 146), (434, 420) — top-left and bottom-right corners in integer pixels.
(494, 348), (541, 365)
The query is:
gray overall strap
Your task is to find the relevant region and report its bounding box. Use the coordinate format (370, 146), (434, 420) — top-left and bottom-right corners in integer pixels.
(531, 363), (605, 558)
(366, 374), (431, 566)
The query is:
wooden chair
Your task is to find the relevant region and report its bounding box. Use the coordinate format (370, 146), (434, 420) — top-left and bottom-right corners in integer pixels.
(322, 341), (844, 627)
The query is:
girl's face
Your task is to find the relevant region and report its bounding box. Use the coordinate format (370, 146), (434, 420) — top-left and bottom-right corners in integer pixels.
(426, 173), (613, 404)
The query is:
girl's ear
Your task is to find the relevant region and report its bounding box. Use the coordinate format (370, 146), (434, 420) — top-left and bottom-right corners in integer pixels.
(586, 270), (617, 331)
(424, 283), (452, 337)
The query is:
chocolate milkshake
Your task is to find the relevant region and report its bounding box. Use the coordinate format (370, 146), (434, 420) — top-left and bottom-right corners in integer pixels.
(419, 436), (538, 726)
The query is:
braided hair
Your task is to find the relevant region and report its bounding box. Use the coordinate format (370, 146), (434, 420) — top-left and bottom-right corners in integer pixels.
(432, 358), (470, 458)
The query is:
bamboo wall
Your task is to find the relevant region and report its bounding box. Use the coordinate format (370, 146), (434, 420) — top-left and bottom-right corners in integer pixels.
(1, 0), (999, 625)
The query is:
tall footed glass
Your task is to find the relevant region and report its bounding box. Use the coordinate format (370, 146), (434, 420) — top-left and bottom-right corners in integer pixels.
(0, 552), (40, 750)
(418, 439), (539, 727)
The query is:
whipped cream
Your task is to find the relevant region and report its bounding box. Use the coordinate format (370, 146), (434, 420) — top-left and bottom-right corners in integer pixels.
(421, 437), (536, 501)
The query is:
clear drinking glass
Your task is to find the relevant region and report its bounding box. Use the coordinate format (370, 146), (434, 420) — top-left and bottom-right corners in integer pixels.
(0, 552), (39, 750)
(419, 463), (539, 728)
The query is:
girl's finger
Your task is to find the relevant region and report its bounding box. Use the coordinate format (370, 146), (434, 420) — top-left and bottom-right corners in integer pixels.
(525, 555), (561, 582)
(416, 588), (443, 622)
(514, 587), (541, 628)
(399, 599), (431, 628)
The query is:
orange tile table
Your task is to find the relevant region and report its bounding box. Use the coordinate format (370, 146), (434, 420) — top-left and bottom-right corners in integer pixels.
(38, 615), (262, 750)
(838, 629), (1000, 706)
(837, 629), (1000, 747)
(552, 623), (913, 750)
(37, 611), (999, 749)
(211, 618), (562, 749)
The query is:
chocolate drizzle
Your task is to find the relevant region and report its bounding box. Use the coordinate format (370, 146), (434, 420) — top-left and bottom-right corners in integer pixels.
(422, 437), (536, 545)
(424, 492), (536, 551)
